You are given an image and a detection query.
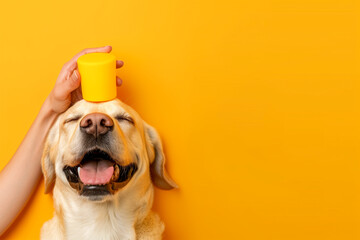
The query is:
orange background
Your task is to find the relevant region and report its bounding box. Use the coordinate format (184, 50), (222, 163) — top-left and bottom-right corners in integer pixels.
(0, 0), (360, 239)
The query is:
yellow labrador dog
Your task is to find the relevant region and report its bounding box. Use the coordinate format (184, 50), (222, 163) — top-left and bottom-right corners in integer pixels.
(41, 99), (177, 240)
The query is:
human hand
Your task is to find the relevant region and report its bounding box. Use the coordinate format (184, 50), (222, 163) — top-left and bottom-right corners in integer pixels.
(48, 46), (124, 113)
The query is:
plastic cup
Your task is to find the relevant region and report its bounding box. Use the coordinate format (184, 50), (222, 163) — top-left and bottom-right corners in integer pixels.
(77, 53), (117, 102)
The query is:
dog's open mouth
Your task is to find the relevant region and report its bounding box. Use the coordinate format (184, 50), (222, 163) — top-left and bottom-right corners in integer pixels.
(63, 149), (137, 199)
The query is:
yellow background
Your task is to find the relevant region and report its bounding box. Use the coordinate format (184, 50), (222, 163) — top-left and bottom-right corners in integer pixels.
(0, 0), (359, 239)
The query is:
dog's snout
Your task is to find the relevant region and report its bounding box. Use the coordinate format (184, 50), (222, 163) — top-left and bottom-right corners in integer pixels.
(80, 113), (114, 137)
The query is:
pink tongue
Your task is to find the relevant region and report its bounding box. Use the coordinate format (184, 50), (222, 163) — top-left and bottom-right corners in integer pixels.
(79, 159), (114, 185)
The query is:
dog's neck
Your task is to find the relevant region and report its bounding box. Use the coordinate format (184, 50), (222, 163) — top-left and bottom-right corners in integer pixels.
(52, 180), (154, 240)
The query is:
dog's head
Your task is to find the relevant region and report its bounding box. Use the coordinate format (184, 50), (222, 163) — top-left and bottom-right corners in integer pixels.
(42, 99), (177, 201)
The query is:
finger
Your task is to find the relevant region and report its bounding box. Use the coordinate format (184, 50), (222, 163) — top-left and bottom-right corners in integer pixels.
(53, 70), (81, 101)
(71, 86), (83, 104)
(65, 46), (113, 72)
(66, 69), (81, 93)
(116, 60), (124, 69)
(74, 46), (112, 60)
(116, 76), (122, 86)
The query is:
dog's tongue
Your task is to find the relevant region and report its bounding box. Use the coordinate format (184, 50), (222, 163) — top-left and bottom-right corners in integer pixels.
(79, 159), (114, 185)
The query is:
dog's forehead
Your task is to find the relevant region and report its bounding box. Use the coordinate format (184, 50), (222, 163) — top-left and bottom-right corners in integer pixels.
(67, 99), (127, 116)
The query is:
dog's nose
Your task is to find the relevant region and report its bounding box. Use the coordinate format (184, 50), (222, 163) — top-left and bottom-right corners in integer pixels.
(80, 113), (114, 137)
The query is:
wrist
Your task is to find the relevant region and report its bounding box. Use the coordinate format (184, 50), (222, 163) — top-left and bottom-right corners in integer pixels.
(38, 97), (60, 128)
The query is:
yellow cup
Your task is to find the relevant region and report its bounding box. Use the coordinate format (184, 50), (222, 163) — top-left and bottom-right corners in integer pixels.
(77, 53), (117, 102)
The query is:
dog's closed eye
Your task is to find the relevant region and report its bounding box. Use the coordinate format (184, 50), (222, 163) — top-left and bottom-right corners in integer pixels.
(115, 114), (134, 125)
(64, 115), (82, 124)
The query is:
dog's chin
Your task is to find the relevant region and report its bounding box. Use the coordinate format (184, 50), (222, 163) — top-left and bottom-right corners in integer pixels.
(63, 148), (137, 201)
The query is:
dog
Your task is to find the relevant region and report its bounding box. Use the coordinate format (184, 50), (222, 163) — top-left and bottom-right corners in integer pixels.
(41, 99), (177, 240)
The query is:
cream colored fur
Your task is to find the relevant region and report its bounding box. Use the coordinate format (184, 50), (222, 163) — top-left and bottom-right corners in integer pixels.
(40, 99), (176, 240)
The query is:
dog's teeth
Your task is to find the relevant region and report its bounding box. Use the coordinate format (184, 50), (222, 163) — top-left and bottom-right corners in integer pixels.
(78, 167), (80, 176)
(111, 165), (120, 181)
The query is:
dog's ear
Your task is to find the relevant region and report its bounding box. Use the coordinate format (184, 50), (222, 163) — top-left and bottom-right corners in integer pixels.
(144, 122), (178, 190)
(42, 143), (55, 193)
(41, 128), (57, 194)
